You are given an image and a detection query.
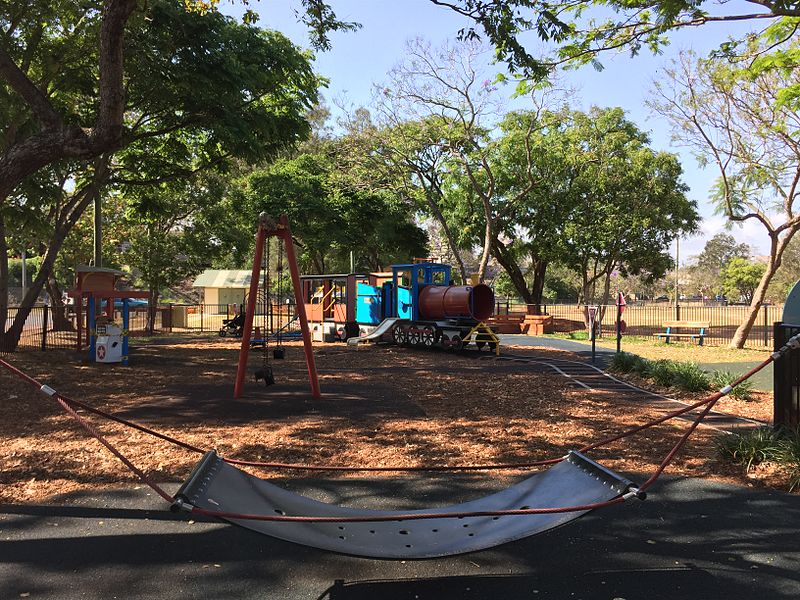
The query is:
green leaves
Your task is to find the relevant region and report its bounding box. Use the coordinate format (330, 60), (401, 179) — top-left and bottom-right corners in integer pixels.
(721, 257), (766, 303)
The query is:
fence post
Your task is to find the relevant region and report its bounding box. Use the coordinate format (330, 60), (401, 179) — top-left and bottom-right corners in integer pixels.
(763, 304), (768, 347)
(200, 303), (204, 332)
(773, 322), (789, 429)
(41, 305), (49, 351)
(169, 303), (173, 333)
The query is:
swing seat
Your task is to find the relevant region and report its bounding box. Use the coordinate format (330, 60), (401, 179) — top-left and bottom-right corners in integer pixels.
(174, 450), (634, 559)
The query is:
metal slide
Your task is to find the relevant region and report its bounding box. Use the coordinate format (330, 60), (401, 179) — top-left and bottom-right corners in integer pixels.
(174, 450), (634, 559)
(346, 317), (399, 346)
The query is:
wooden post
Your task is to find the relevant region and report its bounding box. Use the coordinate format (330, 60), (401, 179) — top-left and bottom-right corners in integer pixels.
(279, 215), (320, 399)
(234, 215), (269, 399)
(41, 305), (48, 351)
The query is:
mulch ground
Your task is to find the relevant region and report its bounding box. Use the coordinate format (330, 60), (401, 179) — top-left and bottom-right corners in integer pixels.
(0, 336), (792, 505)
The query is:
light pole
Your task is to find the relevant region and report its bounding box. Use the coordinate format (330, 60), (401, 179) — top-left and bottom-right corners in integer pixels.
(674, 237), (680, 320)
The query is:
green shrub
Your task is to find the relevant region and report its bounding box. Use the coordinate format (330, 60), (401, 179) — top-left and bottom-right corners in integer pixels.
(643, 359), (676, 387)
(715, 427), (784, 471)
(667, 361), (711, 392)
(566, 331), (589, 341)
(776, 428), (800, 492)
(637, 358), (710, 392)
(609, 351), (647, 374)
(710, 370), (755, 401)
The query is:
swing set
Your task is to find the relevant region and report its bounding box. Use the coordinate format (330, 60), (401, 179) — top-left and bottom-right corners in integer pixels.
(234, 213), (320, 399)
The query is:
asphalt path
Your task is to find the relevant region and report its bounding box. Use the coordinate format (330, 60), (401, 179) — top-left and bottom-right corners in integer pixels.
(1, 474), (798, 599)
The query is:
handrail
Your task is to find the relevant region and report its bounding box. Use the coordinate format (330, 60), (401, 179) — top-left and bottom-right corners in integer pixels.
(321, 287), (339, 313)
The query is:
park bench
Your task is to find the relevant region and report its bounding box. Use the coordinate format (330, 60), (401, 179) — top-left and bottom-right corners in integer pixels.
(656, 321), (711, 346)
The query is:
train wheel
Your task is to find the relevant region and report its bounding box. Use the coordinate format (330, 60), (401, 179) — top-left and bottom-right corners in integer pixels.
(407, 326), (422, 346)
(392, 323), (407, 346)
(488, 339), (497, 352)
(420, 326), (436, 347)
(450, 334), (463, 351)
(476, 340), (486, 349)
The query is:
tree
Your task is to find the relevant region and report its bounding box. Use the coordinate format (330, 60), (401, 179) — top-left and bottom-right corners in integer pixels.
(484, 107), (575, 312)
(236, 149), (428, 274)
(425, 1), (800, 80)
(722, 258), (767, 304)
(651, 37), (800, 347)
(557, 108), (698, 309)
(767, 234), (800, 300)
(376, 38), (550, 281)
(4, 0), (794, 214)
(686, 233), (751, 298)
(0, 3), (319, 350)
(339, 113), (472, 281)
(118, 174), (231, 332)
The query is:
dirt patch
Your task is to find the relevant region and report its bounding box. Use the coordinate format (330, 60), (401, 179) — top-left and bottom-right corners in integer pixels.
(0, 336), (792, 504)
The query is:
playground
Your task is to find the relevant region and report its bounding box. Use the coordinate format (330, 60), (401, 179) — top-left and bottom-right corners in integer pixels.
(0, 336), (787, 505)
(2, 335), (800, 598)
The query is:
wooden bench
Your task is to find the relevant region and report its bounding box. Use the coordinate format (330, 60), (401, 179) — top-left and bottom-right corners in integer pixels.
(656, 321), (711, 346)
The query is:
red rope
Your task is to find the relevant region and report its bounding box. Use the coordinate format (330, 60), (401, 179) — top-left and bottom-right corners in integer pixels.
(53, 395), (174, 504)
(189, 496), (628, 523)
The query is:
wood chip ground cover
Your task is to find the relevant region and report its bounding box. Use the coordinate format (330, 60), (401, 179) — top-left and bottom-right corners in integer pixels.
(0, 336), (790, 504)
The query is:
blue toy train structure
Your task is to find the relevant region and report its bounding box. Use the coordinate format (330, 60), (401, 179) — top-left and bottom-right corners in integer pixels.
(300, 262), (497, 350)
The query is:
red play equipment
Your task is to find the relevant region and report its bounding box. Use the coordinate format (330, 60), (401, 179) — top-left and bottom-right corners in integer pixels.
(234, 213), (320, 399)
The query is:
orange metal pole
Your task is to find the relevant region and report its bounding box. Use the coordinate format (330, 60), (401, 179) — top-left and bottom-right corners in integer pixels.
(278, 215), (321, 398)
(233, 218), (267, 399)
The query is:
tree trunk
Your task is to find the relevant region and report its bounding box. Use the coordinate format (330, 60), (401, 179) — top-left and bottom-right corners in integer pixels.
(476, 199), (493, 281)
(729, 230), (795, 348)
(0, 217), (73, 351)
(0, 210), (8, 350)
(146, 289), (160, 335)
(421, 188), (468, 281)
(44, 275), (73, 331)
(491, 239), (535, 302)
(0, 157), (107, 351)
(490, 237), (550, 314)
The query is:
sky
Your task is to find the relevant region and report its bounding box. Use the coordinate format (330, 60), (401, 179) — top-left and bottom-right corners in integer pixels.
(220, 0), (771, 265)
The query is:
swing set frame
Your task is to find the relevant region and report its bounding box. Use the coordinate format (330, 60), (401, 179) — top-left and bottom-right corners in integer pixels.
(234, 213), (321, 399)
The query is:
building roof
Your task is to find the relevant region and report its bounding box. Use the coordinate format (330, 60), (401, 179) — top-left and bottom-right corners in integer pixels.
(192, 269), (253, 289)
(76, 265), (127, 276)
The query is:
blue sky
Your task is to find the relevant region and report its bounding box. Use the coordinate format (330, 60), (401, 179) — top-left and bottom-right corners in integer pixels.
(221, 1), (769, 263)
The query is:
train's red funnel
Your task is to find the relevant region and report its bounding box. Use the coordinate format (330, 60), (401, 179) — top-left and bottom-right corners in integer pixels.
(418, 284), (494, 321)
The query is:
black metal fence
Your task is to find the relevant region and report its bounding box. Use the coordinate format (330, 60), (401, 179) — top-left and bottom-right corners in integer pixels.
(494, 300), (783, 349)
(3, 302), (300, 353)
